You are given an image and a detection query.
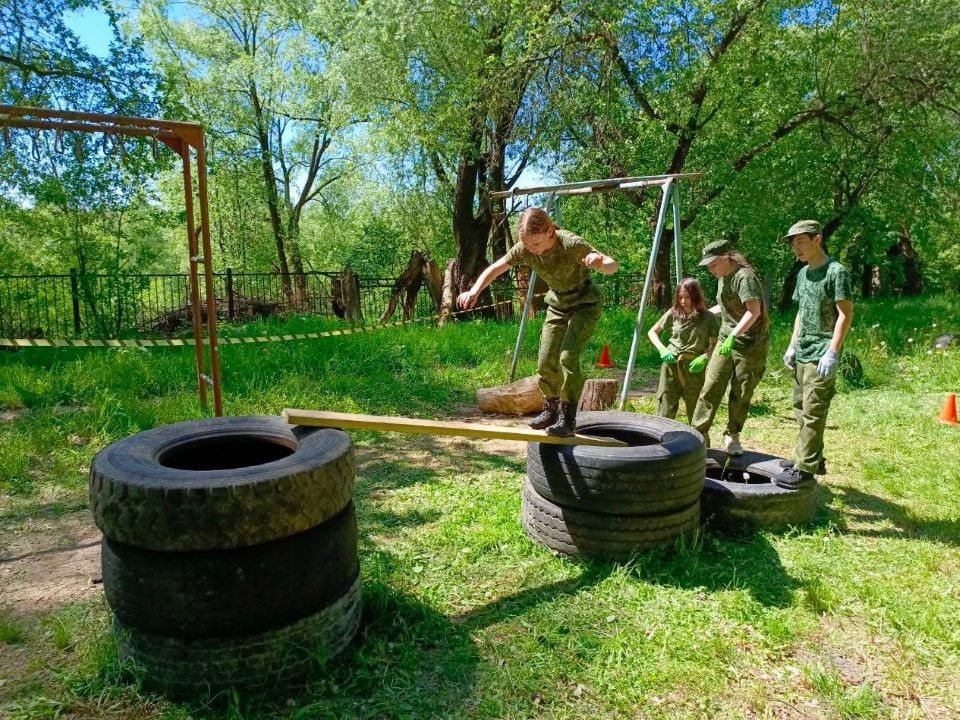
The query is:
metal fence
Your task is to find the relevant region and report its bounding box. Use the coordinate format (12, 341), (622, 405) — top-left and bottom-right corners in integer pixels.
(0, 269), (650, 339)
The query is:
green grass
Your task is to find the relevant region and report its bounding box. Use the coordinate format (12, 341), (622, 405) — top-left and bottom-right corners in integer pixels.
(1, 296), (959, 719)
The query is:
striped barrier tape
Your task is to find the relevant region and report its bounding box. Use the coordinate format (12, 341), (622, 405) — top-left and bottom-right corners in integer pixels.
(0, 295), (531, 349)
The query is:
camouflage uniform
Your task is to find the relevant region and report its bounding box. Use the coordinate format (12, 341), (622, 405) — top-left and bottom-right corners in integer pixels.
(691, 264), (769, 445)
(504, 230), (602, 403)
(654, 308), (720, 423)
(791, 257), (852, 474)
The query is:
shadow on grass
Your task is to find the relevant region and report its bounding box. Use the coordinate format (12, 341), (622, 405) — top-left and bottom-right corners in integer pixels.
(452, 562), (613, 631)
(448, 529), (799, 623)
(156, 575), (480, 719)
(822, 484), (960, 546)
(625, 531), (799, 607)
(352, 433), (525, 538)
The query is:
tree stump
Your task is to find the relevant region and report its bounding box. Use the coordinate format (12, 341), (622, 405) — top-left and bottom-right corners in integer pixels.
(477, 375), (543, 416)
(577, 379), (619, 412)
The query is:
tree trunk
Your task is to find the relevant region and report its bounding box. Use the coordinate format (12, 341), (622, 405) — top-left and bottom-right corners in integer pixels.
(449, 177), (495, 319)
(439, 259), (457, 325)
(577, 378), (620, 412)
(250, 83), (292, 297)
(332, 266), (362, 323)
(424, 257), (443, 310)
(898, 223), (923, 295)
(381, 250), (428, 323)
(861, 263), (880, 297)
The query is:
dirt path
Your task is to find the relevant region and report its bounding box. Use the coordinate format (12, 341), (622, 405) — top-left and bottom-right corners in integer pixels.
(1, 511), (103, 618)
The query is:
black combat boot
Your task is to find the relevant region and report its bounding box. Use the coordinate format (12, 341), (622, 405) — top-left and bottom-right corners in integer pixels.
(528, 397), (560, 430)
(775, 467), (815, 489)
(546, 401), (577, 437)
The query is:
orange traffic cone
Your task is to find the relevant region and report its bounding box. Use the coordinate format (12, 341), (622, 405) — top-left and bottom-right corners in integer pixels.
(939, 393), (958, 425)
(596, 345), (615, 369)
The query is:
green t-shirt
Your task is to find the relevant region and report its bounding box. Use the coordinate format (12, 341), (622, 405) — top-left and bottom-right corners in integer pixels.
(792, 258), (852, 363)
(717, 265), (765, 342)
(655, 308), (721, 356)
(504, 229), (594, 292)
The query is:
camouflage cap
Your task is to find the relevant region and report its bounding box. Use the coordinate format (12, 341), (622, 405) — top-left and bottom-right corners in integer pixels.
(698, 238), (733, 266)
(782, 219), (822, 242)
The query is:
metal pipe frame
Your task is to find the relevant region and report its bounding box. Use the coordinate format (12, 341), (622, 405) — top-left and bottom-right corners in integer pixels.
(0, 105), (223, 415)
(490, 172), (701, 200)
(618, 179), (674, 409)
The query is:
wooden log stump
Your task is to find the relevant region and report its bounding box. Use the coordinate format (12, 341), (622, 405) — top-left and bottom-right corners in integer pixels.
(577, 378), (619, 412)
(476, 375), (543, 416)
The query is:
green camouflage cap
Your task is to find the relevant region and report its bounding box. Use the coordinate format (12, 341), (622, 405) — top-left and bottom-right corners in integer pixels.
(698, 238), (733, 266)
(782, 219), (822, 242)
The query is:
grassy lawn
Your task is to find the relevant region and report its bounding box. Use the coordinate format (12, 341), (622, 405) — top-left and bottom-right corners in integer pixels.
(1, 296), (958, 719)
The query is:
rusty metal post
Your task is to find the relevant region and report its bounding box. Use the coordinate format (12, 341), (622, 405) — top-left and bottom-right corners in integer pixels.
(179, 142), (209, 410)
(194, 137), (223, 416)
(0, 105), (227, 416)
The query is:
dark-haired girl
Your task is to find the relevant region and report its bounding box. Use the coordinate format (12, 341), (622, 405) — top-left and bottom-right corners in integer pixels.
(647, 278), (720, 423)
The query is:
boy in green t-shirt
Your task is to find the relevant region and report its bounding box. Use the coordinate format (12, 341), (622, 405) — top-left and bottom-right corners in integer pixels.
(647, 278), (720, 423)
(780, 220), (854, 488)
(457, 207), (619, 436)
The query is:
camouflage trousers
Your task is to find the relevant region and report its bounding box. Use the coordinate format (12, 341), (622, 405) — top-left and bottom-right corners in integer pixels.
(538, 300), (602, 403)
(691, 336), (768, 445)
(792, 361), (837, 474)
(656, 355), (704, 424)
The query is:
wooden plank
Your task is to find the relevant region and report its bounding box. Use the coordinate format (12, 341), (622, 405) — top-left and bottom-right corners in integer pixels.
(282, 409), (627, 448)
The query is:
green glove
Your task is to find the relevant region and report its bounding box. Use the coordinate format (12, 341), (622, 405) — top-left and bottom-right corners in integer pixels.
(718, 335), (736, 356)
(659, 349), (677, 364)
(689, 353), (708, 373)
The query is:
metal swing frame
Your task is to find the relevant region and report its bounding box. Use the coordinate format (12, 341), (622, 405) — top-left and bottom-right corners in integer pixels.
(490, 172), (701, 410)
(0, 105), (223, 416)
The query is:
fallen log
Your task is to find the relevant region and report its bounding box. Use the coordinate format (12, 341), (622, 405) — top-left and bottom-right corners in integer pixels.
(477, 375), (543, 416)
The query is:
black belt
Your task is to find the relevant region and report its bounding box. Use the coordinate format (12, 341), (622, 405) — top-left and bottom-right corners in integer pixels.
(553, 279), (592, 296)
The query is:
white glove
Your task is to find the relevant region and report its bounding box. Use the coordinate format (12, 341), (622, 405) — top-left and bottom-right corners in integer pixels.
(817, 349), (838, 378)
(783, 345), (796, 371)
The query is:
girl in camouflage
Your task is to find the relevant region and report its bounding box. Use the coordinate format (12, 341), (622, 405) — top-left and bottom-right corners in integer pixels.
(456, 208), (619, 436)
(648, 278), (720, 423)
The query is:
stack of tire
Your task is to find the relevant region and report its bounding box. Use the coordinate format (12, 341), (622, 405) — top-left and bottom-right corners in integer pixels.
(521, 412), (705, 561)
(89, 416), (360, 697)
(702, 449), (817, 533)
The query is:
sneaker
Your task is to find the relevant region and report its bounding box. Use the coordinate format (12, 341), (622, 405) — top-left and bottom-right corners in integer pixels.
(775, 467), (815, 489)
(723, 432), (744, 456)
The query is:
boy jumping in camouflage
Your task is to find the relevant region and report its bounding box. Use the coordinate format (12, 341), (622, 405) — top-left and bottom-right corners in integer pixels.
(779, 220), (854, 488)
(457, 207), (619, 437)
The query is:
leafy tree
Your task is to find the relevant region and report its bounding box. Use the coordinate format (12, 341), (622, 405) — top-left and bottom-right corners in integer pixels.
(548, 0), (960, 305)
(338, 0), (573, 316)
(140, 0), (355, 301)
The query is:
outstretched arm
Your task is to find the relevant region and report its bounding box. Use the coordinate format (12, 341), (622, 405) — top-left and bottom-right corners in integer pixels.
(456, 258), (511, 309)
(583, 252), (619, 275)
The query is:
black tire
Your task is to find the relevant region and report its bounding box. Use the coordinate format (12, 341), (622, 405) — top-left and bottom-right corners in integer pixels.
(520, 480), (699, 561)
(526, 411), (705, 515)
(115, 575), (362, 697)
(102, 503), (359, 639)
(90, 416), (355, 551)
(702, 450), (817, 532)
